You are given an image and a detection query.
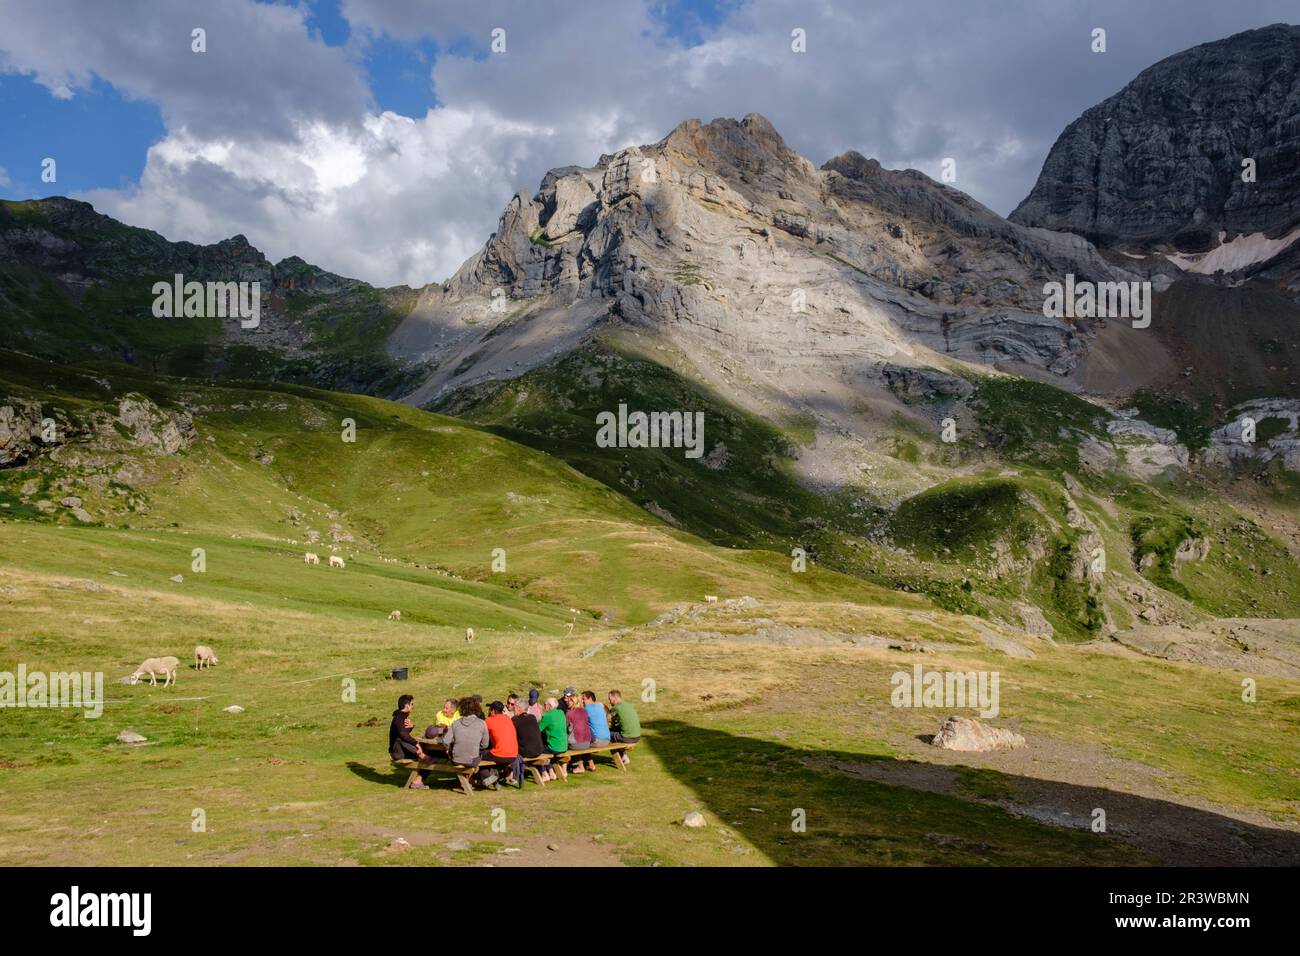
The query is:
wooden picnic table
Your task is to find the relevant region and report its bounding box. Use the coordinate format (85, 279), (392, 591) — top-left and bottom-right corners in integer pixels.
(393, 737), (636, 793)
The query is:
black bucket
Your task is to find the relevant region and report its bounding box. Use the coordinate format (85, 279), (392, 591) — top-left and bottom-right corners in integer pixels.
(391, 667), (409, 681)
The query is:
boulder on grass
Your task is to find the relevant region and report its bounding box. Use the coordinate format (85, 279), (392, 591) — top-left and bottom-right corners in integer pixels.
(931, 715), (1025, 752)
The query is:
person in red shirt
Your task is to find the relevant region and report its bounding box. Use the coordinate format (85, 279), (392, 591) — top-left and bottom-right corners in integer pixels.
(484, 700), (521, 785)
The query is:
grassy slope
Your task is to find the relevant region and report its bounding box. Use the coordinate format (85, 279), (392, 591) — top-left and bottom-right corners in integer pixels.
(433, 343), (832, 548)
(0, 349), (895, 624)
(439, 345), (1300, 637)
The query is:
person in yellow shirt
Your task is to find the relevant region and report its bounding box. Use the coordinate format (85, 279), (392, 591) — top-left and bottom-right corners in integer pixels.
(428, 697), (460, 738)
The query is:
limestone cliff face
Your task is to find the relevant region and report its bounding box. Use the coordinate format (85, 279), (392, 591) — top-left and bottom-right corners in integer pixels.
(1010, 24), (1300, 252)
(392, 113), (1128, 407)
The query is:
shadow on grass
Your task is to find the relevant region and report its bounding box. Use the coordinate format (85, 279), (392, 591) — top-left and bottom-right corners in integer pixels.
(346, 760), (406, 787)
(646, 719), (1300, 867)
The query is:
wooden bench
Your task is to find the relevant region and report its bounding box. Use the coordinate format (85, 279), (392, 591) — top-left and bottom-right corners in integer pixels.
(392, 757), (479, 795)
(551, 741), (636, 773)
(413, 738), (557, 790)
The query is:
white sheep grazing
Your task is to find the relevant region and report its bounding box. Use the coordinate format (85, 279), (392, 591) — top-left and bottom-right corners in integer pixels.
(131, 656), (180, 687)
(194, 645), (219, 669)
(465, 626), (475, 643)
(704, 595), (718, 603)
(304, 552), (320, 565)
(329, 555), (345, 569)
(388, 610), (401, 621)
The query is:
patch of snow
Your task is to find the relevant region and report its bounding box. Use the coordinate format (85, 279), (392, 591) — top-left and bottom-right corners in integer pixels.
(1165, 226), (1300, 275)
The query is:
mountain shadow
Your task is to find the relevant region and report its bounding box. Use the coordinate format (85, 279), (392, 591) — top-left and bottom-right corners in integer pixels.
(644, 719), (1300, 866)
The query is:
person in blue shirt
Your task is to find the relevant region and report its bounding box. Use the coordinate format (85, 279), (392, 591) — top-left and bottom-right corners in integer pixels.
(582, 690), (611, 751)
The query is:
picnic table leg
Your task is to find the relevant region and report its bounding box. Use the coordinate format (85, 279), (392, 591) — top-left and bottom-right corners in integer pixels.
(555, 758), (568, 781)
(405, 768), (420, 788)
(614, 749), (628, 772)
(456, 771), (475, 796)
(528, 765), (545, 787)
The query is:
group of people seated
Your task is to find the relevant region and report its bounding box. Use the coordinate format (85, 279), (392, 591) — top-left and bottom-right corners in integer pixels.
(388, 686), (642, 789)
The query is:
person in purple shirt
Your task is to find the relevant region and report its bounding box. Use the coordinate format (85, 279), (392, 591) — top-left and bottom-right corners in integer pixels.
(564, 691), (595, 773)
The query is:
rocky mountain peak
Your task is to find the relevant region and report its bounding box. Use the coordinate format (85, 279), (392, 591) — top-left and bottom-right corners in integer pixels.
(391, 112), (1127, 410)
(821, 150), (882, 180)
(1010, 23), (1300, 251)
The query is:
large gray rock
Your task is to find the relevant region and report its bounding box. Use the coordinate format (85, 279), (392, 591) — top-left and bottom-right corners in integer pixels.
(0, 399), (47, 466)
(1011, 25), (1300, 252)
(107, 395), (196, 454)
(931, 716), (1025, 752)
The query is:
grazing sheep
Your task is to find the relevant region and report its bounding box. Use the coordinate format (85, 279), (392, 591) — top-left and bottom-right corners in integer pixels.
(465, 626), (475, 643)
(130, 656), (180, 687)
(388, 610), (401, 621)
(704, 595), (718, 603)
(194, 645), (219, 669)
(329, 555), (345, 569)
(304, 552), (320, 565)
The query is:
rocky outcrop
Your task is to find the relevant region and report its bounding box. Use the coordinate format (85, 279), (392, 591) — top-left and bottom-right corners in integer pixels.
(98, 395), (197, 455)
(0, 398), (48, 466)
(1204, 399), (1300, 471)
(1106, 415), (1189, 477)
(1011, 24), (1300, 254)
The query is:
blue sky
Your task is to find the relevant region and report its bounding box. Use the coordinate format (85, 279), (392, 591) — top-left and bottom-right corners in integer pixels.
(0, 74), (164, 196)
(1, 0), (1295, 286)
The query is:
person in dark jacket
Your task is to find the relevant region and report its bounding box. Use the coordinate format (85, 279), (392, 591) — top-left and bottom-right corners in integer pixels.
(388, 694), (429, 789)
(510, 698), (547, 779)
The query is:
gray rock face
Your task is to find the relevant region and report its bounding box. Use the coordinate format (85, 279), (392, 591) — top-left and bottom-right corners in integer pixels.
(392, 113), (1128, 410)
(1204, 398), (1300, 471)
(87, 394), (196, 455)
(0, 399), (50, 466)
(1011, 24), (1300, 251)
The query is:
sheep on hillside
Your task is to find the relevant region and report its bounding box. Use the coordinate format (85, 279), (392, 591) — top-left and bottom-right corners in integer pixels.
(329, 555), (345, 569)
(194, 645), (219, 669)
(465, 627), (475, 643)
(388, 610), (401, 621)
(130, 656), (180, 687)
(304, 552), (320, 565)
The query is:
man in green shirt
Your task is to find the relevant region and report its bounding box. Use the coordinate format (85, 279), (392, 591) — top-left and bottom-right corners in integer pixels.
(536, 696), (568, 782)
(607, 689), (641, 766)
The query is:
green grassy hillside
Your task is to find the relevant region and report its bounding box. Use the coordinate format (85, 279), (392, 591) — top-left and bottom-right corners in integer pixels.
(434, 342), (1300, 636)
(0, 348), (889, 625)
(0, 199), (419, 395)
